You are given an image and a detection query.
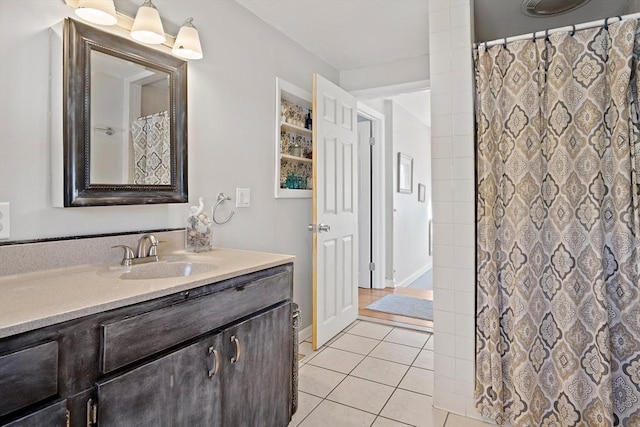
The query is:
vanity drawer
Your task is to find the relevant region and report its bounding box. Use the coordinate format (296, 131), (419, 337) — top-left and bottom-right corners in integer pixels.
(3, 399), (67, 427)
(101, 271), (291, 373)
(0, 341), (59, 417)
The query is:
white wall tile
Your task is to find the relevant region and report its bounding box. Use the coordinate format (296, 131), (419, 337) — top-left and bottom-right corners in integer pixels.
(434, 390), (466, 415)
(453, 223), (474, 246)
(454, 246), (475, 269)
(456, 336), (475, 361)
(431, 136), (453, 159)
(455, 292), (475, 317)
(452, 180), (474, 202)
(451, 23), (472, 49)
(431, 93), (452, 116)
(450, 2), (471, 29)
(433, 202), (453, 225)
(453, 135), (475, 158)
(433, 244), (455, 268)
(453, 202), (474, 224)
(454, 268), (475, 293)
(450, 47), (472, 71)
(434, 223), (454, 244)
(430, 8), (451, 33)
(434, 310), (456, 333)
(433, 267), (454, 290)
(430, 71), (452, 96)
(452, 91), (473, 114)
(451, 69), (474, 94)
(432, 158), (453, 180)
(435, 355), (458, 380)
(455, 313), (474, 337)
(430, 30), (452, 54)
(434, 332), (456, 357)
(432, 114), (453, 138)
(430, 0), (450, 13)
(453, 113), (474, 136)
(434, 288), (456, 312)
(432, 180), (453, 202)
(452, 157), (474, 178)
(455, 379), (474, 398)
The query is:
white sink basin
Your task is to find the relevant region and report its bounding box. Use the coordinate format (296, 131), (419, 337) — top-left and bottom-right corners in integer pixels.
(98, 258), (217, 281)
(118, 261), (217, 280)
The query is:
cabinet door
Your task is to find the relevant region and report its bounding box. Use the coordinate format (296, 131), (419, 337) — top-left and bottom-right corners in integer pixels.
(3, 399), (67, 427)
(222, 303), (292, 427)
(97, 335), (222, 427)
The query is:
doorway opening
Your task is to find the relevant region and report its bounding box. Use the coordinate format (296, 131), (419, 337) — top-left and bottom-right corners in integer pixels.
(355, 87), (433, 329)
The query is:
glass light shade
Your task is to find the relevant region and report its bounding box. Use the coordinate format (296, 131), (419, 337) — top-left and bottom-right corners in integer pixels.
(172, 19), (203, 60)
(131, 1), (166, 44)
(75, 0), (117, 26)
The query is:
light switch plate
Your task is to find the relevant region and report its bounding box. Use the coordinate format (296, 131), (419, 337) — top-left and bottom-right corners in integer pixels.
(0, 202), (10, 240)
(236, 188), (250, 208)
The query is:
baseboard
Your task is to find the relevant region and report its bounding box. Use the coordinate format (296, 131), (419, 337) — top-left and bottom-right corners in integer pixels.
(396, 264), (432, 288)
(385, 279), (395, 288)
(298, 325), (312, 343)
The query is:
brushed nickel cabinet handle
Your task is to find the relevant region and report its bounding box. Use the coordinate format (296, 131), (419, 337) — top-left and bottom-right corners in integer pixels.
(230, 335), (241, 364)
(208, 346), (219, 377)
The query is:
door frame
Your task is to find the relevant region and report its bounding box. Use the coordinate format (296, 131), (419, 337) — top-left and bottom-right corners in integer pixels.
(356, 103), (386, 290)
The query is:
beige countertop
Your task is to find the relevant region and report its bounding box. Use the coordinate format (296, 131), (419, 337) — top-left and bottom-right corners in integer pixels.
(0, 248), (295, 339)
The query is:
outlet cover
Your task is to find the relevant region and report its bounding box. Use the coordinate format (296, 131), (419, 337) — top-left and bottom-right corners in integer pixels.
(0, 202), (10, 239)
(236, 188), (250, 208)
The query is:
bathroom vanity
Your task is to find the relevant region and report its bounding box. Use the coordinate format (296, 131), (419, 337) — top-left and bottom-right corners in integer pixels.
(0, 248), (296, 426)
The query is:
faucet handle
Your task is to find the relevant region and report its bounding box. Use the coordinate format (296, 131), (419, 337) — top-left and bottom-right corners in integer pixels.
(112, 245), (135, 266)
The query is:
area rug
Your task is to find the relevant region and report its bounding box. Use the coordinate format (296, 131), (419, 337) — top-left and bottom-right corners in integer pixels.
(366, 295), (433, 321)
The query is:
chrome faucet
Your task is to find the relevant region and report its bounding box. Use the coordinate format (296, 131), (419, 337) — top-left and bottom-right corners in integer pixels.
(136, 234), (159, 259)
(112, 234), (159, 266)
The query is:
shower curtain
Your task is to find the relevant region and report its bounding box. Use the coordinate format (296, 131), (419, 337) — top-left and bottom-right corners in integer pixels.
(131, 111), (170, 185)
(475, 19), (640, 426)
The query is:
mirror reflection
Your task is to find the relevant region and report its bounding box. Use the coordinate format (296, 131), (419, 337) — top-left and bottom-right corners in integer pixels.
(90, 51), (171, 185)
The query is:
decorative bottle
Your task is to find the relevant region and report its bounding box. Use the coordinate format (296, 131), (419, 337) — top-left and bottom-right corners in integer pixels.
(305, 111), (312, 130)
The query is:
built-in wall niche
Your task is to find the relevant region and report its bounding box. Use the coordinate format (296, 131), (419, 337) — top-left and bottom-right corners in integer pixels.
(274, 78), (313, 199)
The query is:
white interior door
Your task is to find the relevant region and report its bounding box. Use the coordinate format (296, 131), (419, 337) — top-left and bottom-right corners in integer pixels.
(357, 119), (371, 289)
(312, 74), (358, 349)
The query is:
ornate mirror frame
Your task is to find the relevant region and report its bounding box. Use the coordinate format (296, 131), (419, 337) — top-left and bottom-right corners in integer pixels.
(63, 18), (188, 206)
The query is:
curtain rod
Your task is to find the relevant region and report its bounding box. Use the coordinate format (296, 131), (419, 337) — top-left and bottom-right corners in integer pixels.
(476, 12), (640, 49)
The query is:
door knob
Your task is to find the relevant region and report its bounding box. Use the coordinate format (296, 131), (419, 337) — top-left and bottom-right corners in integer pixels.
(318, 223), (331, 232)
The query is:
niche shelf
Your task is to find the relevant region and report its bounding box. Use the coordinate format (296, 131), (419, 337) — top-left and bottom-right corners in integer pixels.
(275, 78), (313, 199)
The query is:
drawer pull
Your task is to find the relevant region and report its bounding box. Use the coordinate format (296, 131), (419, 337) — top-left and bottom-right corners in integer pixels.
(230, 335), (241, 364)
(207, 346), (219, 378)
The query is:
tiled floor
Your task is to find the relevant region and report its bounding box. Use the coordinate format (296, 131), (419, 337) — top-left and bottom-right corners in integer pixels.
(291, 320), (493, 427)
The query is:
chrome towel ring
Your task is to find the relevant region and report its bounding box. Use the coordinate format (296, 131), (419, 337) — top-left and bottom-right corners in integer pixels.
(212, 192), (235, 225)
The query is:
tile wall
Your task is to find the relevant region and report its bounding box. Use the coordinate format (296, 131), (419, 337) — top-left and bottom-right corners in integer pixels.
(428, 0), (479, 419)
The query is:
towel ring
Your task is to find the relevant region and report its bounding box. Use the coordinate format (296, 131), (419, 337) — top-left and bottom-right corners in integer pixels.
(212, 193), (235, 225)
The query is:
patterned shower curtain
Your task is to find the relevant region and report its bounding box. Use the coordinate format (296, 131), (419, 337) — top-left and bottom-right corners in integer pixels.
(131, 111), (170, 185)
(475, 19), (640, 426)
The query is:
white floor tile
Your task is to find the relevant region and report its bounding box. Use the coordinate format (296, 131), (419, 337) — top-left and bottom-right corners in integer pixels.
(326, 376), (395, 414)
(369, 341), (421, 365)
(343, 320), (360, 332)
(445, 413), (495, 427)
(380, 389), (435, 427)
(299, 341), (324, 364)
(307, 347), (365, 374)
(330, 333), (380, 355)
(348, 321), (394, 340)
(433, 409), (448, 427)
(299, 400), (376, 427)
(288, 392), (322, 427)
(413, 349), (434, 370)
(425, 335), (434, 350)
(372, 416), (413, 426)
(298, 364), (346, 398)
(399, 367), (434, 396)
(351, 356), (410, 387)
(384, 328), (431, 348)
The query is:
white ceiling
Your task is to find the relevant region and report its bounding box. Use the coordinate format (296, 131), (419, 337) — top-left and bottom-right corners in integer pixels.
(474, 0), (634, 42)
(234, 0), (430, 71)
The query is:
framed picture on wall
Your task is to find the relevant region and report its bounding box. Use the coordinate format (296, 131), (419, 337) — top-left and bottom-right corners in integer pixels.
(398, 153), (413, 193)
(418, 183), (426, 202)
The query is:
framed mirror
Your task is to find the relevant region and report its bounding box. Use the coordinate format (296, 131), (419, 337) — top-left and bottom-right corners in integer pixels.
(63, 18), (188, 206)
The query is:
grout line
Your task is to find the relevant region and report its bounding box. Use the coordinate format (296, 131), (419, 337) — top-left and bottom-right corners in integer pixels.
(443, 411), (450, 427)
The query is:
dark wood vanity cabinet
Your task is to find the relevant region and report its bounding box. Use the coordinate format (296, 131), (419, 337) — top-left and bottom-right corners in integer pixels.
(0, 264), (295, 427)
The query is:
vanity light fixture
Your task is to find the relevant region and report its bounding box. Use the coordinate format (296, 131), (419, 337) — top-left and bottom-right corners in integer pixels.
(74, 0), (117, 25)
(130, 0), (166, 45)
(172, 18), (203, 60)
